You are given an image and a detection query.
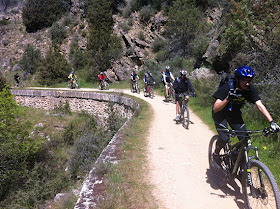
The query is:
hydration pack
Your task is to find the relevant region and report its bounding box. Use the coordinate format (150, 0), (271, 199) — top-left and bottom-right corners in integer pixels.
(219, 74), (235, 88)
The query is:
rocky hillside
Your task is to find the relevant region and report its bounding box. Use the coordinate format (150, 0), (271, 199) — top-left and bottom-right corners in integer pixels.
(0, 1), (169, 82)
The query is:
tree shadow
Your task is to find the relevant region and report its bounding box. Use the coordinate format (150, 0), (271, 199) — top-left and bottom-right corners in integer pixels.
(206, 169), (246, 209)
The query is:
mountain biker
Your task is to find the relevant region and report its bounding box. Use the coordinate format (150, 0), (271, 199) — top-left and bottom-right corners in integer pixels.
(162, 66), (175, 97)
(212, 66), (280, 156)
(173, 70), (196, 121)
(98, 72), (108, 88)
(14, 73), (20, 86)
(131, 68), (139, 87)
(68, 70), (77, 88)
(144, 70), (155, 92)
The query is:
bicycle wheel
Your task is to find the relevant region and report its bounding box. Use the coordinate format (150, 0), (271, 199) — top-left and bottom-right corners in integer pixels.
(242, 160), (280, 209)
(136, 83), (140, 94)
(105, 82), (109, 90)
(182, 104), (190, 129)
(208, 135), (229, 187)
(150, 87), (154, 98)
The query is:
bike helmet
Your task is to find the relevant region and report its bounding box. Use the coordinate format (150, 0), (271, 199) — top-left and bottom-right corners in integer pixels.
(234, 66), (255, 78)
(166, 66), (170, 71)
(72, 71), (74, 74)
(147, 70), (151, 74)
(100, 72), (104, 75)
(180, 70), (187, 76)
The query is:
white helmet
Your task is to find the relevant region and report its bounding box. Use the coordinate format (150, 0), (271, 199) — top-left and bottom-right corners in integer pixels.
(180, 70), (187, 76)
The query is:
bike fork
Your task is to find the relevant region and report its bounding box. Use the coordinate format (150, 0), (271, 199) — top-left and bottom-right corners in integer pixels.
(244, 146), (263, 198)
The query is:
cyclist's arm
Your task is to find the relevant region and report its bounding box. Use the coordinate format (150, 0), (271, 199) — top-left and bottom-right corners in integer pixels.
(255, 100), (273, 122)
(213, 98), (229, 113)
(170, 72), (175, 81)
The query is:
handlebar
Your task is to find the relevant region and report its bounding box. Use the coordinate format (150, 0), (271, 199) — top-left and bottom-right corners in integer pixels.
(217, 127), (278, 138)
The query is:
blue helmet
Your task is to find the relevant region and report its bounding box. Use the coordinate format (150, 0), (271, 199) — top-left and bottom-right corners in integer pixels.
(235, 66), (255, 78)
(147, 70), (151, 74)
(72, 71), (74, 74)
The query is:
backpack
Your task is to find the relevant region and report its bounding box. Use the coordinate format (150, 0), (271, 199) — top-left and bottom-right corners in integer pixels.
(218, 74), (235, 89)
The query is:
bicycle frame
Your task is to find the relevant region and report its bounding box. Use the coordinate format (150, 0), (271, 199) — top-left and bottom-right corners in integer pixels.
(217, 129), (271, 195)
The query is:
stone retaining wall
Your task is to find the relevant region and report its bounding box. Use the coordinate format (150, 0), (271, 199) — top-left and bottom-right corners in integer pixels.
(11, 89), (139, 126)
(11, 89), (140, 208)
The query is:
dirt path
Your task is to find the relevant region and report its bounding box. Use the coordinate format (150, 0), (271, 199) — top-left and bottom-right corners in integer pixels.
(122, 89), (245, 209)
(26, 87), (244, 208)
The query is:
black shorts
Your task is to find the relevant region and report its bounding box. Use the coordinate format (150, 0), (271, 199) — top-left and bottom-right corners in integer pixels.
(212, 110), (248, 143)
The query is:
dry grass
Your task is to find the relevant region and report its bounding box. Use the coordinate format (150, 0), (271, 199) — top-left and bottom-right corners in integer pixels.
(99, 97), (159, 208)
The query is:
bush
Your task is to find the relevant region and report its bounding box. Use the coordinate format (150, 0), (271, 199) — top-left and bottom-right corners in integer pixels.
(22, 0), (70, 32)
(155, 50), (169, 62)
(19, 44), (41, 74)
(0, 72), (6, 91)
(139, 5), (155, 23)
(151, 38), (167, 53)
(138, 30), (145, 41)
(37, 47), (71, 85)
(69, 37), (87, 70)
(0, 87), (38, 201)
(50, 23), (68, 45)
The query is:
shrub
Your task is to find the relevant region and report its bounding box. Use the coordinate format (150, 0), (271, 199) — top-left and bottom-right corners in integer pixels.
(155, 50), (169, 62)
(50, 23), (68, 45)
(0, 72), (6, 91)
(22, 0), (70, 33)
(0, 87), (38, 201)
(69, 37), (87, 70)
(151, 38), (167, 53)
(138, 30), (145, 41)
(119, 21), (131, 33)
(19, 44), (41, 74)
(139, 5), (155, 23)
(37, 46), (71, 85)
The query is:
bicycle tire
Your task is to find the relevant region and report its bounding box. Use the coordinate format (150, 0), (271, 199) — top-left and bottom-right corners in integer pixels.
(151, 87), (154, 98)
(131, 83), (134, 92)
(182, 104), (190, 129)
(242, 160), (280, 209)
(106, 82), (110, 90)
(208, 135), (229, 187)
(136, 83), (140, 94)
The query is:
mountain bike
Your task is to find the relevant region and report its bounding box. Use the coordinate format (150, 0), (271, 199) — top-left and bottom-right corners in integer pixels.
(16, 79), (25, 88)
(164, 82), (175, 102)
(131, 80), (140, 93)
(175, 92), (192, 129)
(67, 78), (80, 89)
(208, 128), (280, 209)
(144, 83), (154, 98)
(98, 79), (109, 90)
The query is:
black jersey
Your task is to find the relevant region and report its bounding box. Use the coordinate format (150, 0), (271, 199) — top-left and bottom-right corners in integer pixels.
(213, 80), (261, 113)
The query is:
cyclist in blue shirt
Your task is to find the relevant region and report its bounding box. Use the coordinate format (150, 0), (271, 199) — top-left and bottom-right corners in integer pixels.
(144, 70), (155, 92)
(212, 66), (280, 155)
(162, 66), (175, 97)
(131, 69), (139, 86)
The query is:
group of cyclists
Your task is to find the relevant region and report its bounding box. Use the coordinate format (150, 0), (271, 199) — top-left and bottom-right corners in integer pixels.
(130, 65), (197, 121)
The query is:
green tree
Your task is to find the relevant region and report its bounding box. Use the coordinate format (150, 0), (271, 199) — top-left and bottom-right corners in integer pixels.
(69, 37), (87, 70)
(19, 44), (41, 74)
(22, 0), (70, 32)
(37, 47), (71, 85)
(49, 22), (67, 45)
(86, 0), (122, 76)
(0, 87), (36, 201)
(166, 0), (201, 56)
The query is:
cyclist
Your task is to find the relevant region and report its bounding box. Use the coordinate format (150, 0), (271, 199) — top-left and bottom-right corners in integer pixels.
(162, 66), (175, 97)
(68, 70), (77, 89)
(131, 69), (139, 87)
(14, 73), (20, 86)
(144, 70), (155, 92)
(173, 70), (196, 121)
(212, 66), (280, 156)
(98, 72), (108, 88)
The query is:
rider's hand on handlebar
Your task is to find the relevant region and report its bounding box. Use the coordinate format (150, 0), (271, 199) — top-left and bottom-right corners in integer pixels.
(270, 120), (280, 132)
(192, 92), (197, 97)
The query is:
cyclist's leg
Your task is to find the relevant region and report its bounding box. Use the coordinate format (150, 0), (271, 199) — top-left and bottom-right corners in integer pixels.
(175, 93), (180, 120)
(212, 111), (230, 153)
(228, 112), (248, 141)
